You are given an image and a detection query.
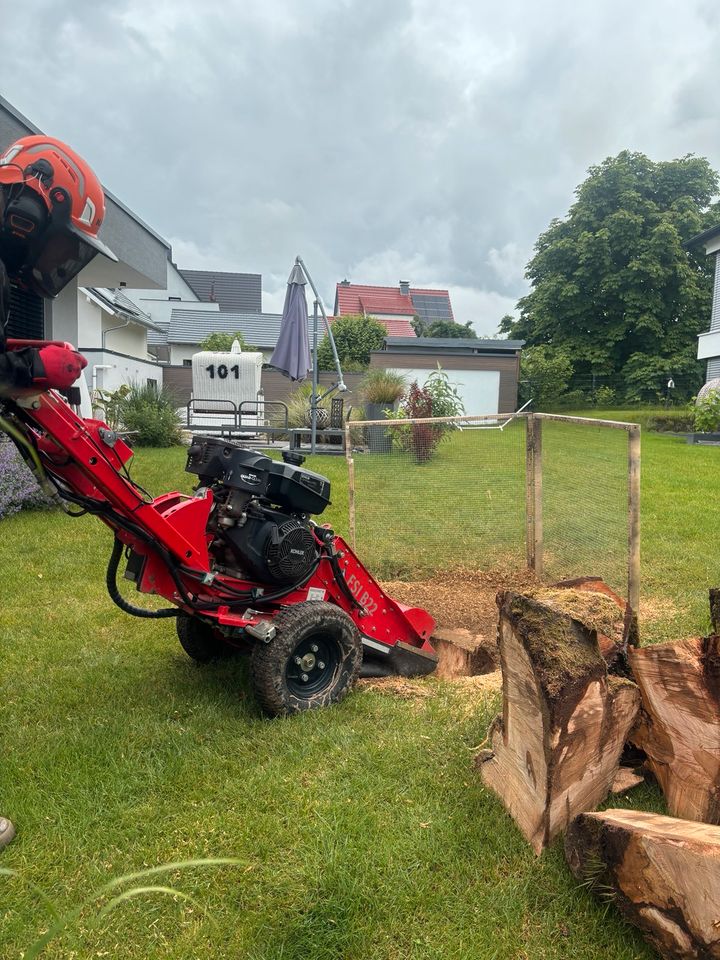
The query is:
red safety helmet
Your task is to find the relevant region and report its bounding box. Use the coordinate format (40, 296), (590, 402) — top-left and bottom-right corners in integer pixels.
(0, 135), (117, 299)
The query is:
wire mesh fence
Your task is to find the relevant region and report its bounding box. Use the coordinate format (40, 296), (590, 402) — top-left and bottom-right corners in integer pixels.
(345, 412), (640, 605)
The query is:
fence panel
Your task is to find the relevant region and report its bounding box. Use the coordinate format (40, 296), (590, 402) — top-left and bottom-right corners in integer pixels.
(346, 413), (639, 605)
(346, 415), (527, 580)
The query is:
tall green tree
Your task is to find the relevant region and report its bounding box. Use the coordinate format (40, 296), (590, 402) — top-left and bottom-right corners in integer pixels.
(317, 314), (386, 370)
(502, 151), (719, 400)
(411, 317), (478, 339)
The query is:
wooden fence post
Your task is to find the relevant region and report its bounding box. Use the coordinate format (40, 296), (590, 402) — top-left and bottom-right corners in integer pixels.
(627, 424), (641, 615)
(525, 415), (544, 577)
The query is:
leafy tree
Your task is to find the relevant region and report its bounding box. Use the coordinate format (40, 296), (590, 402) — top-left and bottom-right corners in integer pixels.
(420, 319), (477, 339)
(519, 345), (574, 406)
(502, 151), (719, 400)
(199, 331), (255, 352)
(317, 314), (386, 370)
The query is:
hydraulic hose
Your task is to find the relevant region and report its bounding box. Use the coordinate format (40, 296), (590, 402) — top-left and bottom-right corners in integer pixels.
(106, 537), (179, 619)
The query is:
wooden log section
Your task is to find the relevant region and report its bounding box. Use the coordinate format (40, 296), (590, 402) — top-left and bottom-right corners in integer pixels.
(431, 627), (498, 679)
(628, 636), (720, 823)
(548, 576), (638, 668)
(566, 809), (720, 960)
(479, 591), (639, 854)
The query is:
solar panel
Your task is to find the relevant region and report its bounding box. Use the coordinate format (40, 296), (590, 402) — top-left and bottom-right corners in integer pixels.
(411, 294), (453, 323)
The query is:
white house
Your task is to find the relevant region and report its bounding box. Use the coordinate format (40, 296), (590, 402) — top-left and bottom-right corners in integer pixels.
(687, 224), (720, 383)
(0, 94), (170, 396)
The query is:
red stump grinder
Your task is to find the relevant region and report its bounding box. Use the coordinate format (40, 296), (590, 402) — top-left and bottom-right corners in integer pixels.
(1, 340), (437, 716)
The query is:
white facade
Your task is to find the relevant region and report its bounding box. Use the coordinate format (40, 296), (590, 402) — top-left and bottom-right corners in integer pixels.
(697, 234), (720, 382)
(122, 262), (220, 326)
(390, 366), (500, 415)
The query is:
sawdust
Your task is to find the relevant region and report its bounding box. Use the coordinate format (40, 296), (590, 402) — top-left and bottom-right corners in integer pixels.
(357, 671), (502, 702)
(522, 588), (625, 643)
(380, 565), (538, 637)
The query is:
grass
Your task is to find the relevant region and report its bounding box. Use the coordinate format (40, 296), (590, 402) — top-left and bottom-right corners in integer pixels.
(0, 422), (716, 958)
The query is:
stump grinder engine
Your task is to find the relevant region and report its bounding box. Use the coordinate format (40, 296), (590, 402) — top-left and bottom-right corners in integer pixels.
(1, 347), (437, 716)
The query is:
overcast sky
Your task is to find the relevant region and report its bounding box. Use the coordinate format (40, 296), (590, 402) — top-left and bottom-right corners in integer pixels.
(3, 0), (719, 331)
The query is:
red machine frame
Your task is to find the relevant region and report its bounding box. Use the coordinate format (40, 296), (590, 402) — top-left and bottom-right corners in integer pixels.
(3, 340), (436, 669)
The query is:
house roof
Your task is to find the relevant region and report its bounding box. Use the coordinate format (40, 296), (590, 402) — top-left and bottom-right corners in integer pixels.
(82, 287), (165, 332)
(334, 281), (454, 323)
(382, 337), (524, 354)
(154, 308), (300, 349)
(179, 269), (262, 313)
(684, 224), (720, 250)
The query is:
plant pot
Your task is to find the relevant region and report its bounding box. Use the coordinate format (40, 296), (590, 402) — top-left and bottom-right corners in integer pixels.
(365, 402), (395, 453)
(686, 432), (720, 445)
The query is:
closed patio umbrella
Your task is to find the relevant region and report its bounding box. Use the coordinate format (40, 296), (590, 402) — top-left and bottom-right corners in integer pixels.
(269, 262), (310, 382)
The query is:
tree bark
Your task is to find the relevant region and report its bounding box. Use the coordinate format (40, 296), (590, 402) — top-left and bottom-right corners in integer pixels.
(478, 591), (639, 854)
(566, 809), (720, 959)
(710, 588), (720, 636)
(628, 636), (720, 823)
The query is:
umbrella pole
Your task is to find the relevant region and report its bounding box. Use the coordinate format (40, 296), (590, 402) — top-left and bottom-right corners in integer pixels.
(311, 299), (319, 454)
(296, 256), (345, 390)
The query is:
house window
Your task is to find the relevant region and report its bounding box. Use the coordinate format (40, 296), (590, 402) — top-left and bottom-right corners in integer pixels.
(169, 296), (181, 301)
(147, 378), (158, 392)
(183, 359), (192, 367)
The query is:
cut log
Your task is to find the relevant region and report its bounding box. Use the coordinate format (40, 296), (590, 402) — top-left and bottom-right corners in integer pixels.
(479, 591), (640, 854)
(566, 809), (720, 960)
(431, 627), (497, 679)
(628, 636), (720, 823)
(610, 767), (645, 794)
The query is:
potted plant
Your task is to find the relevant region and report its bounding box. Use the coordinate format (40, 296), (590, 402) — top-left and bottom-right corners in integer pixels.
(359, 370), (407, 452)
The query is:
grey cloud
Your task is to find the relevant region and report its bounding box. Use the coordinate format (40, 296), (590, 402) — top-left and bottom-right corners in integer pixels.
(3, 0), (720, 330)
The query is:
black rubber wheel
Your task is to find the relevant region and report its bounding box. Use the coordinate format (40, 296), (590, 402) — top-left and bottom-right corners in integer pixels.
(176, 615), (229, 663)
(250, 602), (362, 717)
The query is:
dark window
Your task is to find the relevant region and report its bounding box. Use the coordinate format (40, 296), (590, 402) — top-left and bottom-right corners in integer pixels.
(183, 359), (192, 367)
(169, 296), (181, 301)
(147, 378), (158, 392)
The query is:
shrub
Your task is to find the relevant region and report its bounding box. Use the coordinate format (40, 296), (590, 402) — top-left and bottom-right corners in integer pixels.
(0, 439), (57, 520)
(198, 331), (256, 352)
(282, 382), (332, 429)
(390, 370), (465, 464)
(117, 384), (183, 447)
(694, 389), (720, 433)
(317, 315), (386, 371)
(359, 369), (407, 405)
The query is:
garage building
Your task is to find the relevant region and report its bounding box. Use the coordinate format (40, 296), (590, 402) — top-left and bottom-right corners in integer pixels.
(369, 337), (524, 415)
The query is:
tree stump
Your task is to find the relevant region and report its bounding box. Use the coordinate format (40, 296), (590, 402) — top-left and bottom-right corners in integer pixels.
(566, 809), (720, 959)
(551, 576), (638, 668)
(628, 636), (720, 823)
(431, 627), (497, 679)
(479, 591), (639, 854)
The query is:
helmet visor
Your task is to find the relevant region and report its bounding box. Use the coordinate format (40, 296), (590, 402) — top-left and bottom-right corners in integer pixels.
(27, 229), (99, 298)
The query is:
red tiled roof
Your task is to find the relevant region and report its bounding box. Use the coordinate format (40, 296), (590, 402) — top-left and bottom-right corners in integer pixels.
(335, 282), (453, 322)
(328, 314), (417, 338)
(382, 318), (417, 336)
(335, 283), (415, 317)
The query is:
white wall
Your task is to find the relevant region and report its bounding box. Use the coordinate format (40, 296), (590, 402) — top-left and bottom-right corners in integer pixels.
(81, 349), (163, 394)
(101, 315), (150, 357)
(390, 367), (500, 415)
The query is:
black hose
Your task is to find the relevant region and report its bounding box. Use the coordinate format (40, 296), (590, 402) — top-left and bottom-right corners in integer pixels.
(106, 537), (179, 619)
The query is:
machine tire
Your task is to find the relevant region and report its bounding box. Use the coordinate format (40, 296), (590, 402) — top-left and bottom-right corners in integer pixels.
(250, 602), (362, 717)
(176, 614), (229, 663)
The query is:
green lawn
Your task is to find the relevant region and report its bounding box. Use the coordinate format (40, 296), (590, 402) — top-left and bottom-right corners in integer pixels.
(0, 424), (717, 958)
